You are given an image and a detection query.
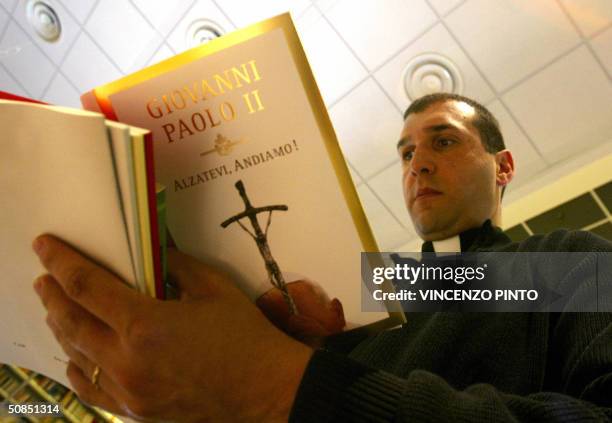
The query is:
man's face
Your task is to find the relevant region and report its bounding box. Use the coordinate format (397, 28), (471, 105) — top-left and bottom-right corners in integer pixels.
(397, 100), (500, 241)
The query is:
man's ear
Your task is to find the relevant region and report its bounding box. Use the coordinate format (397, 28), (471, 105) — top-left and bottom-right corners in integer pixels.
(495, 150), (514, 188)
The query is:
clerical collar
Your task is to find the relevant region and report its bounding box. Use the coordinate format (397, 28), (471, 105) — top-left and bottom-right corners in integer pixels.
(432, 236), (461, 253)
(421, 220), (504, 253)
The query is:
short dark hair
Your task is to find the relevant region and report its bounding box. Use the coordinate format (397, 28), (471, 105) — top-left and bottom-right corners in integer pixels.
(404, 93), (508, 198)
(403, 93), (505, 154)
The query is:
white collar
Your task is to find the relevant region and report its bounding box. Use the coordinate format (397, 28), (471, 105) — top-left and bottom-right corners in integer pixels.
(432, 235), (461, 253)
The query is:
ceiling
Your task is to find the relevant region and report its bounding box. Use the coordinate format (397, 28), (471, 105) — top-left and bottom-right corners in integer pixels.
(1, 0), (611, 251)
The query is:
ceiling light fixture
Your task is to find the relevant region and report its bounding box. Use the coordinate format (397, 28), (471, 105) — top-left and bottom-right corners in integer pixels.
(26, 0), (61, 42)
(185, 19), (225, 49)
(401, 53), (463, 101)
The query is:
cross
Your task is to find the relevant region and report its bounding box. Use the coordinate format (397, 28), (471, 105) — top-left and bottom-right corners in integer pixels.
(221, 180), (297, 315)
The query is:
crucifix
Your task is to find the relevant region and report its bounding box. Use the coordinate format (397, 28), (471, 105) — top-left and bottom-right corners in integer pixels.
(221, 180), (298, 315)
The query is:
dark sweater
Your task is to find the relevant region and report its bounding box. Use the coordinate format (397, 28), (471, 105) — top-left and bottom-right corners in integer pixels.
(290, 222), (612, 422)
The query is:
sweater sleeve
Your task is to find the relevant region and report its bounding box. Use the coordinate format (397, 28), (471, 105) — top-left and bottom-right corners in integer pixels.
(289, 345), (612, 422)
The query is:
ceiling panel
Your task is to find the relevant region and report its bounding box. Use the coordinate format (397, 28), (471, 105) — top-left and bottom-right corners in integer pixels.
(446, 0), (580, 92)
(61, 32), (121, 92)
(58, 0), (97, 24)
(502, 46), (612, 164)
(559, 0), (612, 37)
(590, 26), (612, 76)
(130, 0), (193, 37)
(0, 21), (55, 97)
(217, 0), (311, 28)
(318, 0), (437, 71)
(485, 100), (547, 189)
(357, 184), (415, 250)
(374, 23), (495, 113)
(86, 0), (159, 73)
(145, 42), (175, 67)
(347, 162), (363, 187)
(12, 0), (80, 66)
(166, 0), (235, 54)
(329, 78), (403, 179)
(42, 72), (80, 107)
(0, 0), (17, 13)
(427, 0), (465, 16)
(367, 161), (415, 232)
(0, 3), (8, 33)
(295, 6), (367, 106)
(0, 63), (26, 96)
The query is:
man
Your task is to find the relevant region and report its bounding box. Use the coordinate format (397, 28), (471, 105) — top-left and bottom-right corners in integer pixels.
(32, 93), (612, 421)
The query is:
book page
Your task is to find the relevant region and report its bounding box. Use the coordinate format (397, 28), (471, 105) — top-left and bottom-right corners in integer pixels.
(105, 26), (390, 327)
(131, 130), (157, 296)
(0, 100), (134, 386)
(107, 121), (145, 291)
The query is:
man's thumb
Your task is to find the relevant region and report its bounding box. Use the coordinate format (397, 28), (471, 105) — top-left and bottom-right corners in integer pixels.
(166, 248), (222, 300)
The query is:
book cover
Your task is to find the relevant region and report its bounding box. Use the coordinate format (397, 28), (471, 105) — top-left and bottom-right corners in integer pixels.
(84, 14), (404, 330)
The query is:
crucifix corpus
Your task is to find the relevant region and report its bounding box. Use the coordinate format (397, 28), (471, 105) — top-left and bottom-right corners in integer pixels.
(221, 179), (298, 315)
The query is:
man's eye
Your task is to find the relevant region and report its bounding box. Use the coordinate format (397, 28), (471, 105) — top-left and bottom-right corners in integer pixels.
(402, 150), (414, 161)
(436, 138), (455, 147)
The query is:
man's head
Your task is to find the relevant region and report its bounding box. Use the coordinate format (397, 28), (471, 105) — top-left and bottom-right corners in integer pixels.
(398, 93), (514, 241)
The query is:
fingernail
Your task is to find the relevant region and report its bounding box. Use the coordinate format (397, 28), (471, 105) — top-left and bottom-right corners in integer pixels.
(32, 237), (45, 256)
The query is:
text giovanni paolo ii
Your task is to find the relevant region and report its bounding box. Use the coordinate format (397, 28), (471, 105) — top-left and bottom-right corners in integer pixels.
(371, 263), (538, 302)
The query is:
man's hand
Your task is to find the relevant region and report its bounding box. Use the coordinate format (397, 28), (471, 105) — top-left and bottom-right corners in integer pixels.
(256, 280), (346, 348)
(32, 234), (313, 422)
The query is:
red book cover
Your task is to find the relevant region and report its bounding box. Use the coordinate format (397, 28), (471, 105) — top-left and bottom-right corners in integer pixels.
(0, 91), (46, 104)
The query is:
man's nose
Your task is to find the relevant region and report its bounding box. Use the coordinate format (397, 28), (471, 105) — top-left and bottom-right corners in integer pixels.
(410, 148), (435, 176)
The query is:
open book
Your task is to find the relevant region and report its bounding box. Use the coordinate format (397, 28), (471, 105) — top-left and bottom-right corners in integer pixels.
(82, 13), (404, 332)
(0, 92), (164, 388)
(1, 12), (403, 396)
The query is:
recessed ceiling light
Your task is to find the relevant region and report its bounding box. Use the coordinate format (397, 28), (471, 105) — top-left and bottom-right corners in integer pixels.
(401, 53), (463, 101)
(185, 19), (225, 49)
(26, 0), (61, 42)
